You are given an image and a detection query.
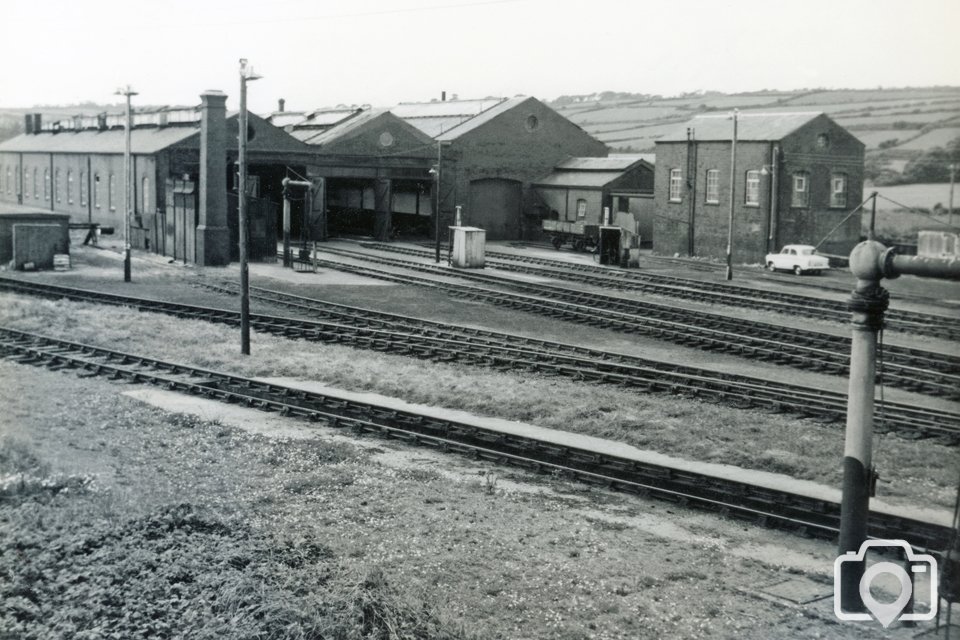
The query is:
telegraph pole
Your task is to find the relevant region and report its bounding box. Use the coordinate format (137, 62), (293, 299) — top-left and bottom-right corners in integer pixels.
(238, 59), (261, 355)
(433, 140), (442, 263)
(949, 162), (956, 227)
(725, 109), (738, 281)
(116, 85), (137, 282)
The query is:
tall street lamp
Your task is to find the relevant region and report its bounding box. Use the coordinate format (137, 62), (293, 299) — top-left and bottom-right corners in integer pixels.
(238, 58), (262, 355)
(725, 109), (739, 281)
(115, 85), (137, 282)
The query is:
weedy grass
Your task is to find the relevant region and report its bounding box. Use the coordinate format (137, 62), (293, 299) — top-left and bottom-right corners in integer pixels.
(1, 499), (469, 640)
(0, 293), (956, 510)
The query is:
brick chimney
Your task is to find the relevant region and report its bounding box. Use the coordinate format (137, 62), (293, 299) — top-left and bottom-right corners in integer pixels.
(32, 114), (41, 133)
(278, 98), (285, 113)
(24, 114), (34, 135)
(196, 90), (230, 266)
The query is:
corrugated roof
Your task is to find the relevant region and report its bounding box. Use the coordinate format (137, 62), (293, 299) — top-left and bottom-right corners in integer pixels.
(391, 98), (504, 119)
(657, 112), (824, 142)
(436, 96), (530, 142)
(557, 155), (654, 171)
(0, 126), (199, 154)
(302, 108), (364, 127)
(534, 170), (624, 189)
(299, 108), (388, 146)
(391, 98), (510, 138)
(265, 112), (307, 127)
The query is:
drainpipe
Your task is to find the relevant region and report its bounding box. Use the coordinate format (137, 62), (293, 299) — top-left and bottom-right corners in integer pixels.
(768, 144), (779, 254)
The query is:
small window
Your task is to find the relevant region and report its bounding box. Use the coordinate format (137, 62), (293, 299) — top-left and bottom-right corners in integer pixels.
(705, 169), (720, 204)
(43, 169), (50, 201)
(94, 174), (101, 209)
(33, 168), (39, 199)
(576, 199), (587, 219)
(830, 173), (847, 208)
(54, 169), (60, 202)
(108, 174), (116, 211)
(15, 167), (20, 195)
(745, 170), (760, 206)
(3, 166), (8, 194)
(524, 115), (539, 132)
(669, 168), (682, 202)
(791, 172), (809, 208)
(80, 171), (88, 206)
(141, 176), (149, 212)
(67, 170), (74, 204)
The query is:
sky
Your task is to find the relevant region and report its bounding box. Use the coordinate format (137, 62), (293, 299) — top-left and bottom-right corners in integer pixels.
(2, 0), (959, 114)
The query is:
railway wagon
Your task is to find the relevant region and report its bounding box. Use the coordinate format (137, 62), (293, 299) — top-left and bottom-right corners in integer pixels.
(542, 208), (642, 255)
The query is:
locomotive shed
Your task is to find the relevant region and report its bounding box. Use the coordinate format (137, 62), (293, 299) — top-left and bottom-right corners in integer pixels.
(2, 235), (959, 639)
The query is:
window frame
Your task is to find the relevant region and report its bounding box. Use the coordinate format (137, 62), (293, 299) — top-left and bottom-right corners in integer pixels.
(94, 174), (101, 209)
(830, 172), (848, 208)
(744, 170), (760, 207)
(575, 198), (587, 220)
(705, 169), (720, 204)
(33, 168), (39, 199)
(791, 172), (809, 208)
(668, 168), (682, 202)
(54, 169), (61, 203)
(67, 170), (74, 205)
(108, 174), (116, 211)
(80, 171), (88, 207)
(43, 168), (50, 201)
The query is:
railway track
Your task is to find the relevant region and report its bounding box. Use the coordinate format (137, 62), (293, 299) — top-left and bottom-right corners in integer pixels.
(364, 242), (960, 340)
(289, 249), (960, 400)
(201, 280), (960, 444)
(2, 275), (956, 443)
(0, 325), (952, 553)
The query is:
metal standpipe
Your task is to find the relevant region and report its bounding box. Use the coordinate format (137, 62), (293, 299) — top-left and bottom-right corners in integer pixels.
(281, 177), (312, 268)
(837, 240), (960, 612)
(838, 241), (889, 612)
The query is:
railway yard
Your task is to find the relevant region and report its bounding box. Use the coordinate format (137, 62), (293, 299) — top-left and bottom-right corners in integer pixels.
(2, 236), (959, 639)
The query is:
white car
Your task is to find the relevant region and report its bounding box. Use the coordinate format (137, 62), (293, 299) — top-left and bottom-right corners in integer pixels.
(764, 244), (830, 275)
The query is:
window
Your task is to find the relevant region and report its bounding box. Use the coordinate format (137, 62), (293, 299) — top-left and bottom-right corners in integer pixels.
(67, 171), (74, 204)
(792, 172), (809, 207)
(55, 169), (61, 202)
(830, 173), (847, 208)
(33, 168), (38, 199)
(705, 169), (720, 204)
(142, 176), (150, 213)
(108, 174), (116, 211)
(3, 166), (7, 194)
(576, 199), (587, 219)
(669, 168), (682, 202)
(43, 169), (50, 201)
(15, 167), (20, 195)
(80, 171), (87, 206)
(94, 174), (101, 209)
(745, 170), (760, 206)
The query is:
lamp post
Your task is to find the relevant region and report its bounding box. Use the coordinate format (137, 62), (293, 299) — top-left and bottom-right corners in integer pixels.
(238, 58), (261, 356)
(725, 109), (739, 281)
(115, 85), (137, 282)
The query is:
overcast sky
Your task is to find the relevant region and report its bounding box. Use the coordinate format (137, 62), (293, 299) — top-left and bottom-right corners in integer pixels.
(3, 0), (958, 113)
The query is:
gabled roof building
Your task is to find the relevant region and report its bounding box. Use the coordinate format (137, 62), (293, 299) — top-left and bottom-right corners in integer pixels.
(653, 112), (864, 263)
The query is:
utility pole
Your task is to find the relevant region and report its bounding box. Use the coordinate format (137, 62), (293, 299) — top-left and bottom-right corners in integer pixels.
(238, 58), (261, 355)
(949, 163), (956, 227)
(725, 109), (738, 281)
(115, 85), (137, 282)
(433, 140), (442, 263)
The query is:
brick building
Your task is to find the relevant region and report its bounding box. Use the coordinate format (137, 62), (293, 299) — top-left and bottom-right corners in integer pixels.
(532, 155), (655, 245)
(392, 97), (608, 241)
(653, 112), (864, 263)
(0, 93), (313, 265)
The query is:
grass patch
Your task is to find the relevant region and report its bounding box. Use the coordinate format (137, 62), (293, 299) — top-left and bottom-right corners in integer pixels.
(0, 292), (956, 511)
(0, 501), (467, 639)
